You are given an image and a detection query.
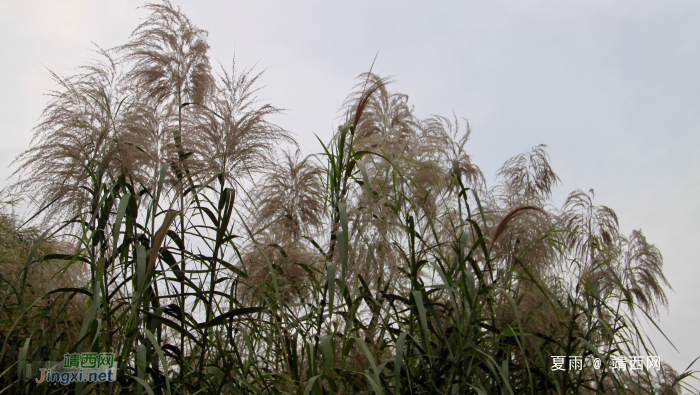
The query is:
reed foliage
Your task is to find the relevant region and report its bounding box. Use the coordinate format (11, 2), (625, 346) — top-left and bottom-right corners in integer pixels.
(1, 2), (696, 394)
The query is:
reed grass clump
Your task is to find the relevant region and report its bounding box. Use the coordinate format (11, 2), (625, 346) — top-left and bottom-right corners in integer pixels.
(1, 2), (696, 394)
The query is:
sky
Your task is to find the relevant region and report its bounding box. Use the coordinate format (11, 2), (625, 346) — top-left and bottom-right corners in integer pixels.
(1, 0), (698, 376)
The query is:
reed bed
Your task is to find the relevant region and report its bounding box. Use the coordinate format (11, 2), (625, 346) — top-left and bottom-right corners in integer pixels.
(0, 2), (696, 394)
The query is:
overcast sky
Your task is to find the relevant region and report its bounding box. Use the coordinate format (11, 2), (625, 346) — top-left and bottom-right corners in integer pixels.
(1, 0), (698, 375)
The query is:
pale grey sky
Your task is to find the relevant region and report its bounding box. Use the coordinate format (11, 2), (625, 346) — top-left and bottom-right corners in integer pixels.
(1, 0), (698, 375)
